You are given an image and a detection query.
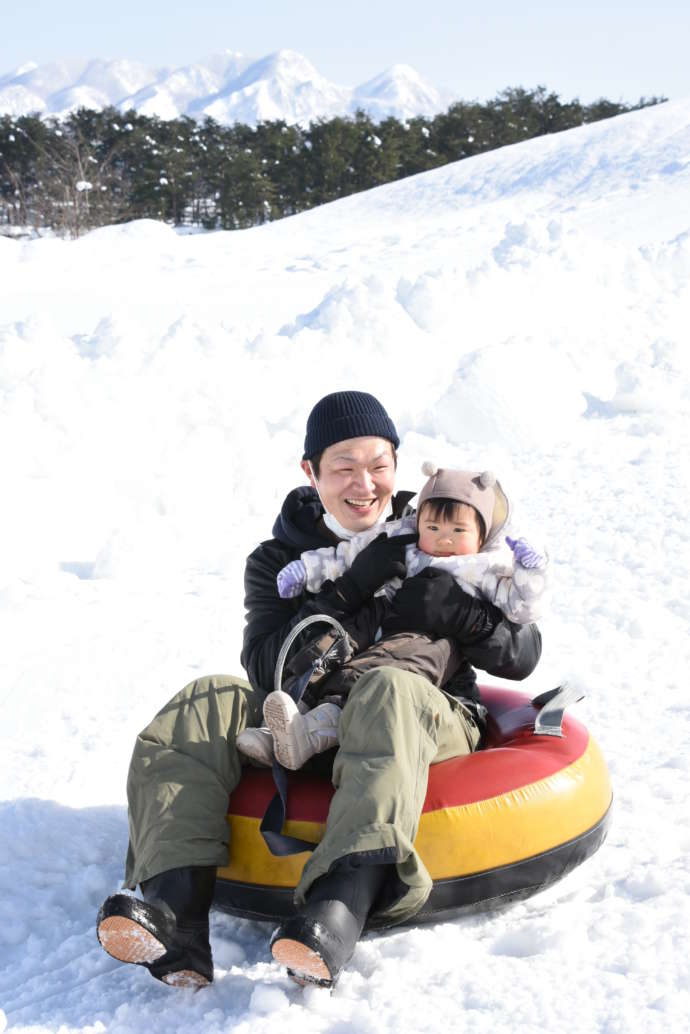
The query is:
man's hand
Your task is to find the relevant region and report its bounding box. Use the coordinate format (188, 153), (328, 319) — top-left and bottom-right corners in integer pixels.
(335, 532), (417, 609)
(382, 567), (503, 643)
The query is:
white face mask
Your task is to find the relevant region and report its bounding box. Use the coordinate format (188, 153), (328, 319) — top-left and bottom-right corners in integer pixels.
(309, 461), (393, 540)
(323, 503), (393, 540)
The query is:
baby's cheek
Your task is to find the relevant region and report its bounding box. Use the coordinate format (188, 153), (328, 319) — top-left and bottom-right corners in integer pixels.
(455, 539), (480, 556)
(417, 532), (432, 553)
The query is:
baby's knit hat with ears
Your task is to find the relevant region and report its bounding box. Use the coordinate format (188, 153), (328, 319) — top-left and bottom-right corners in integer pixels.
(416, 463), (508, 542)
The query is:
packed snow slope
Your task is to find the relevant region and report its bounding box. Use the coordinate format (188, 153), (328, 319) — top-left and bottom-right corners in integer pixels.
(1, 98), (689, 1033)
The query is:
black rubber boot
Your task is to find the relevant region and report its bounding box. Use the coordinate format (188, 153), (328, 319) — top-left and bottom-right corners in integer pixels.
(270, 858), (389, 988)
(96, 865), (216, 988)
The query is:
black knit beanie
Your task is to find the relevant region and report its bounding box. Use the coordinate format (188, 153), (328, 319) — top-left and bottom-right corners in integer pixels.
(303, 391), (400, 460)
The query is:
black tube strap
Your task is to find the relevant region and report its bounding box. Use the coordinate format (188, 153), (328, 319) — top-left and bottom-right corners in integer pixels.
(259, 760), (319, 856)
(260, 661), (320, 856)
(260, 616), (350, 857)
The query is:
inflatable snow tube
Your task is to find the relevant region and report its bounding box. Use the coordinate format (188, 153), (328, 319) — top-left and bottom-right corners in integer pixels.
(214, 685), (612, 924)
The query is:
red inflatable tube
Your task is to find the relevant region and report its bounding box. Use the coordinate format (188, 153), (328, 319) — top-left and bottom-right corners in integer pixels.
(215, 686), (612, 924)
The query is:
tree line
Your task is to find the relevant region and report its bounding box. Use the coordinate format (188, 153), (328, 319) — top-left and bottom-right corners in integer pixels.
(0, 87), (664, 238)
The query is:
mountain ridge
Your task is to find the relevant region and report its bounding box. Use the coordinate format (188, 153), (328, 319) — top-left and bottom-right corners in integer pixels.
(0, 48), (447, 125)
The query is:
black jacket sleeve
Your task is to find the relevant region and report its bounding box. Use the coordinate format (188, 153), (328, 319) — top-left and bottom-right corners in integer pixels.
(382, 567), (542, 682)
(240, 540), (385, 693)
(459, 619), (542, 681)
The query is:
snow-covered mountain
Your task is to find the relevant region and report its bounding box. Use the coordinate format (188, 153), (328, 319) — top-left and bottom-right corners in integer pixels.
(0, 57), (159, 118)
(353, 63), (444, 122)
(0, 49), (445, 125)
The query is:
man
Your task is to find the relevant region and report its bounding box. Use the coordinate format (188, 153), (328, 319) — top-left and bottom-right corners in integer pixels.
(96, 390), (541, 989)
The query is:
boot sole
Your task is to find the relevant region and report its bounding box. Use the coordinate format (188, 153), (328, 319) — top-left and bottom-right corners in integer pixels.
(97, 914), (168, 965)
(161, 969), (211, 989)
(97, 895), (212, 989)
(263, 694), (304, 770)
(271, 935), (333, 987)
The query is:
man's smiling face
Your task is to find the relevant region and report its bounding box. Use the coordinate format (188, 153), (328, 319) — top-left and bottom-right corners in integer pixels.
(302, 436), (396, 533)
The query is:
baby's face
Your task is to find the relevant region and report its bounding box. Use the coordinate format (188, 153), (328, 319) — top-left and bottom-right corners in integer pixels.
(418, 503), (482, 557)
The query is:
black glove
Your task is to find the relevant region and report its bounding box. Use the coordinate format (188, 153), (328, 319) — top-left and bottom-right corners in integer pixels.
(382, 567), (503, 643)
(329, 532), (417, 612)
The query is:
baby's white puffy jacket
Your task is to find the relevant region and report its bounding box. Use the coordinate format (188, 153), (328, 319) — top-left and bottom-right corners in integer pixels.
(300, 515), (548, 624)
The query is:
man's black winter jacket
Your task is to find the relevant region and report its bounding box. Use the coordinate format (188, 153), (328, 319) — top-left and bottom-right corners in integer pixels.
(240, 486), (542, 699)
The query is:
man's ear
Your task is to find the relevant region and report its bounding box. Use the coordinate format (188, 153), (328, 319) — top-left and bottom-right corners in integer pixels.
(301, 459), (315, 486)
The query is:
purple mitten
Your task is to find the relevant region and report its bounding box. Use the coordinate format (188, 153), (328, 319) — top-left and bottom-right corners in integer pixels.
(277, 558), (308, 598)
(506, 536), (546, 569)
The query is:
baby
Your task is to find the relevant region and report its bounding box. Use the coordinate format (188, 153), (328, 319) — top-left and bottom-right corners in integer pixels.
(237, 464), (547, 770)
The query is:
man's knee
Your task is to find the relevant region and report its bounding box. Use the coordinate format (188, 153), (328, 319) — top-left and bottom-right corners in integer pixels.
(141, 673), (263, 745)
(176, 673), (253, 703)
(343, 666), (435, 713)
(339, 667), (439, 749)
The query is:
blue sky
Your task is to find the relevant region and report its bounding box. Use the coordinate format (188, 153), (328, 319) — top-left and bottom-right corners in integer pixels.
(3, 1), (688, 103)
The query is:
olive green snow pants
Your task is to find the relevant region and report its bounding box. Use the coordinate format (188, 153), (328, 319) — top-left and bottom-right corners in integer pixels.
(124, 674), (266, 888)
(124, 666), (480, 926)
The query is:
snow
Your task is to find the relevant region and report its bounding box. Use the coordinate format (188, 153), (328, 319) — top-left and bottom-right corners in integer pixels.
(0, 49), (444, 125)
(354, 63), (442, 121)
(0, 84), (47, 117)
(196, 49), (352, 127)
(0, 57), (163, 121)
(1, 99), (689, 1032)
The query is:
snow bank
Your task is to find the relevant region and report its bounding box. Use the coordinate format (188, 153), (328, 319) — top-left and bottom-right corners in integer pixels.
(1, 99), (689, 1033)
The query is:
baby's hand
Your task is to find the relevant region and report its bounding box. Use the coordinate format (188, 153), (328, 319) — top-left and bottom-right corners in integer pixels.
(277, 559), (308, 598)
(506, 536), (547, 570)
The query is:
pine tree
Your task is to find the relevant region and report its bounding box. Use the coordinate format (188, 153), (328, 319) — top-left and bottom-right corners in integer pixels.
(0, 89), (666, 236)
(0, 114), (48, 231)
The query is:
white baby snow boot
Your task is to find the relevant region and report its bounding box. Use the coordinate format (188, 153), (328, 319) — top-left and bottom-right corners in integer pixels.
(263, 691), (341, 770)
(236, 725), (275, 767)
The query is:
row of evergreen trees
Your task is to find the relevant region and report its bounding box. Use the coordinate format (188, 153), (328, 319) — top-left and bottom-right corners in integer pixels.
(0, 87), (664, 238)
